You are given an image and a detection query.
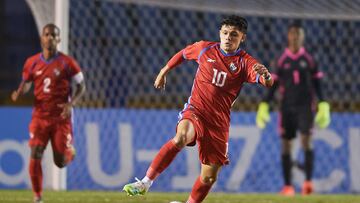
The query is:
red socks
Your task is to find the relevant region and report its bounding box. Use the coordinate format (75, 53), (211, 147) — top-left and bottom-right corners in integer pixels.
(145, 140), (213, 203)
(29, 158), (42, 198)
(187, 176), (213, 203)
(146, 140), (181, 180)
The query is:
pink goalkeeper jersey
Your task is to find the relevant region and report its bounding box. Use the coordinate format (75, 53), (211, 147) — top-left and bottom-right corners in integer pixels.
(179, 41), (266, 131)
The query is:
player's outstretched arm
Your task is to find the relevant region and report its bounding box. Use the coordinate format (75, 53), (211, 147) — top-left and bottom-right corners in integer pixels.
(58, 80), (86, 119)
(253, 63), (274, 87)
(11, 81), (32, 102)
(154, 50), (185, 90)
(154, 66), (168, 90)
(71, 80), (86, 106)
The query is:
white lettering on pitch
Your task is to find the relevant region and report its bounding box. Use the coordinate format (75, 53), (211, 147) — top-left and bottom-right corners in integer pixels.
(349, 128), (360, 192)
(172, 147), (200, 189)
(42, 144), (61, 189)
(0, 140), (67, 189)
(293, 129), (344, 192)
(86, 122), (133, 187)
(226, 126), (261, 191)
(136, 150), (157, 162)
(0, 140), (29, 186)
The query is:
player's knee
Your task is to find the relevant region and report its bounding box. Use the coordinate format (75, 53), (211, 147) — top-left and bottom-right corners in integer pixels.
(201, 175), (217, 185)
(173, 130), (191, 148)
(31, 146), (45, 159)
(282, 147), (291, 154)
(281, 139), (292, 154)
(301, 136), (312, 150)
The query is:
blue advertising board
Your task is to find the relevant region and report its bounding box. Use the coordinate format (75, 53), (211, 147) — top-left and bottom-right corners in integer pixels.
(1, 107), (360, 193)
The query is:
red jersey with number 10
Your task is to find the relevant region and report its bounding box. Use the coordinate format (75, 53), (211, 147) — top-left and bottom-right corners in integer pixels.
(180, 41), (266, 131)
(22, 52), (82, 119)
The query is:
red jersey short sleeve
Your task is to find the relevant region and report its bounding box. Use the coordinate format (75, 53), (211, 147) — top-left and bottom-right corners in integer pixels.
(182, 41), (218, 62)
(67, 56), (82, 77)
(22, 54), (40, 82)
(243, 54), (261, 84)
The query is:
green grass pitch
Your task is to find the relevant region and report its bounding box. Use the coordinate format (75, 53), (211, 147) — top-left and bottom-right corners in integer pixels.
(1, 190), (360, 203)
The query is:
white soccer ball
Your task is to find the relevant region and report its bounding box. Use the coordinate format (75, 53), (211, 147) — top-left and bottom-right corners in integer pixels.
(169, 201), (182, 203)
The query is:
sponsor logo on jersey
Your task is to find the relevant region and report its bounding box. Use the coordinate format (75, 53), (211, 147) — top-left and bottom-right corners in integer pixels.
(54, 68), (60, 76)
(35, 70), (43, 76)
(207, 58), (216, 63)
(229, 62), (237, 72)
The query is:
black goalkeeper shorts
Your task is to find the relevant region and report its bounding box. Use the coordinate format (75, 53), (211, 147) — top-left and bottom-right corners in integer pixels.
(279, 105), (314, 140)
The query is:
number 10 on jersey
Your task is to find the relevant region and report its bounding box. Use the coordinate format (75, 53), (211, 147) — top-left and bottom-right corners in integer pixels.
(212, 68), (227, 87)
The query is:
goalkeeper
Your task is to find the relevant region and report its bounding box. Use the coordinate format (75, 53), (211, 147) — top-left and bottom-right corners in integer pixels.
(256, 23), (330, 196)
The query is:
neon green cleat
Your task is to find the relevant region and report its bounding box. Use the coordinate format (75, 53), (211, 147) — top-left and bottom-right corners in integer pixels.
(123, 178), (149, 196)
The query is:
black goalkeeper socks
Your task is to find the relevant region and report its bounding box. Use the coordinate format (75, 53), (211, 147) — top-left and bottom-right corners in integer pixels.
(304, 149), (314, 181)
(282, 153), (292, 185)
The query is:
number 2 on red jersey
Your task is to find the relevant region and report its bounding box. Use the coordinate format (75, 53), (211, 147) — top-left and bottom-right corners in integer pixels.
(43, 77), (51, 93)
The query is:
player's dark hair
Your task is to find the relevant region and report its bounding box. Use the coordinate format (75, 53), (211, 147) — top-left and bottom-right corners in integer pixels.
(221, 15), (248, 33)
(288, 21), (303, 31)
(43, 23), (60, 35)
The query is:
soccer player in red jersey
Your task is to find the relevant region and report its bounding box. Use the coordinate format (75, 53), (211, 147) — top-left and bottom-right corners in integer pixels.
(123, 15), (273, 202)
(11, 24), (86, 203)
(256, 23), (330, 196)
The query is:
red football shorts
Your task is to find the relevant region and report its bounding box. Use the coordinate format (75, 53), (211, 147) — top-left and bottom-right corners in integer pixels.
(29, 116), (73, 154)
(178, 106), (230, 166)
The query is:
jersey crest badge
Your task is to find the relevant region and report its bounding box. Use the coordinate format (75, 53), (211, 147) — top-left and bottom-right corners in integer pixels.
(53, 68), (60, 76)
(229, 62), (237, 72)
(300, 60), (307, 68)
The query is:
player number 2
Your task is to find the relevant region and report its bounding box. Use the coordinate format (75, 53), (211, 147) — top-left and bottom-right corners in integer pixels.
(43, 77), (51, 93)
(212, 69), (227, 87)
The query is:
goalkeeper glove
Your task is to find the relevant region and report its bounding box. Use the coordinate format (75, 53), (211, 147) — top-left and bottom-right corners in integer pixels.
(256, 102), (270, 129)
(315, 101), (331, 129)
